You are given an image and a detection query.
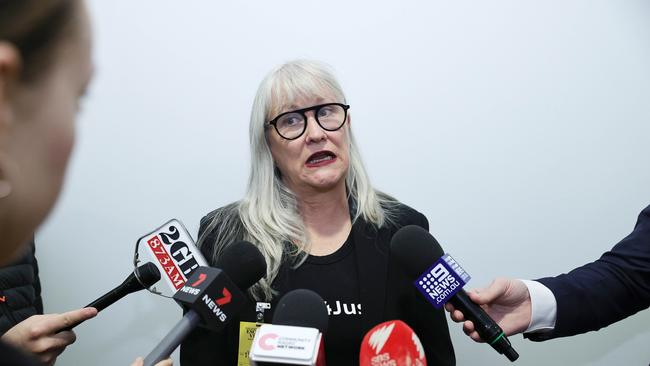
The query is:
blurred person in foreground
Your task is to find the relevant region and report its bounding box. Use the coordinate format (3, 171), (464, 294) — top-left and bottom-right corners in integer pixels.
(0, 1), (171, 365)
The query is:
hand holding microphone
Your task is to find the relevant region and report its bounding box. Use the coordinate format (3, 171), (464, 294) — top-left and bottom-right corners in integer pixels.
(445, 278), (533, 342)
(131, 357), (172, 366)
(57, 262), (161, 333)
(391, 225), (519, 362)
(1, 308), (97, 366)
(0, 260), (160, 366)
(86, 262), (161, 313)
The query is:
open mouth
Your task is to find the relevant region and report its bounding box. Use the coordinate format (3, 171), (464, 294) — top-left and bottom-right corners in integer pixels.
(306, 151), (336, 165)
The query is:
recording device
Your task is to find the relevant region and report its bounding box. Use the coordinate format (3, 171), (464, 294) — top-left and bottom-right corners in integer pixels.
(61, 262), (161, 332)
(143, 241), (267, 366)
(250, 289), (328, 366)
(135, 219), (209, 297)
(88, 262), (161, 312)
(359, 320), (427, 366)
(390, 225), (519, 362)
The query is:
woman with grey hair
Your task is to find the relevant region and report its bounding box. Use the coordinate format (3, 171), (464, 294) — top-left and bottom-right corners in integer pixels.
(181, 60), (455, 365)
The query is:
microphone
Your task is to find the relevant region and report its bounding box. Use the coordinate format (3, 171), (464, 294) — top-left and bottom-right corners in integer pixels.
(272, 289), (328, 333)
(143, 241), (266, 366)
(250, 289), (328, 366)
(136, 219), (209, 297)
(88, 262), (161, 312)
(61, 262), (161, 331)
(359, 320), (427, 366)
(390, 225), (519, 362)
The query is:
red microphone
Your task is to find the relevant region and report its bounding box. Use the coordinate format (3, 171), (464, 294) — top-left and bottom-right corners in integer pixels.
(359, 320), (426, 366)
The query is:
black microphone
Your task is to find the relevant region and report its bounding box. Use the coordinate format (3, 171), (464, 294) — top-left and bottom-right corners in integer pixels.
(250, 289), (328, 366)
(88, 262), (161, 311)
(273, 289), (329, 333)
(143, 241), (267, 366)
(61, 262), (161, 332)
(390, 225), (519, 362)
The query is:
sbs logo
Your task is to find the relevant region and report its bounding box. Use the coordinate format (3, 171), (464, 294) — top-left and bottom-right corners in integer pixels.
(368, 322), (395, 354)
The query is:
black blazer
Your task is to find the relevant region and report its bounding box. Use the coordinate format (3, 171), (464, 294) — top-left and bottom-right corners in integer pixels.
(181, 203), (456, 365)
(527, 204), (650, 341)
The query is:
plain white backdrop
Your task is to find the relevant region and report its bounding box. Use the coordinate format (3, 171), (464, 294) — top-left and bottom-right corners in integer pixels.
(36, 0), (649, 365)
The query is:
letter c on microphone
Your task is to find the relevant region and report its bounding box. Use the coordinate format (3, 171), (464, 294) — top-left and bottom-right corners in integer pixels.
(259, 333), (279, 351)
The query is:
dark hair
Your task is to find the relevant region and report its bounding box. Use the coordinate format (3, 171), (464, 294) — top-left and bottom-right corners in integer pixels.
(0, 0), (77, 83)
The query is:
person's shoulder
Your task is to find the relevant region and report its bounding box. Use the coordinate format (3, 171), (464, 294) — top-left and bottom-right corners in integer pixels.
(394, 202), (427, 224)
(197, 202), (243, 257)
(199, 202), (240, 234)
(378, 194), (429, 231)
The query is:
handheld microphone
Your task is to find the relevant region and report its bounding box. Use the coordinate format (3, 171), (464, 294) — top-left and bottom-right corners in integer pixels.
(390, 225), (519, 362)
(359, 320), (427, 366)
(250, 289), (328, 366)
(61, 262), (161, 331)
(88, 262), (161, 312)
(143, 241), (266, 366)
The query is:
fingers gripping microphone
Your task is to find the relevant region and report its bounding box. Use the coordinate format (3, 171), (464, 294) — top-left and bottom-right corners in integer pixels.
(390, 225), (519, 362)
(143, 241), (266, 366)
(359, 320), (427, 366)
(250, 289), (328, 366)
(62, 262), (161, 331)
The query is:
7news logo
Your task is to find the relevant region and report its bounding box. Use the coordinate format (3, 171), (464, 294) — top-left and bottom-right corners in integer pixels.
(178, 271), (233, 322)
(202, 288), (231, 322)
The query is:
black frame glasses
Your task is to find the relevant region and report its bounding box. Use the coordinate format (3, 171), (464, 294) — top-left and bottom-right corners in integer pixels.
(267, 103), (350, 140)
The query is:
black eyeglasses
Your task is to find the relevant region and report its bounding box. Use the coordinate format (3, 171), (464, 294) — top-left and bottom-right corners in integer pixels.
(268, 103), (350, 140)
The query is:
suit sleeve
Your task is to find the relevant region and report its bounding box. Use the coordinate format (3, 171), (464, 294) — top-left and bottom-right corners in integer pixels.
(527, 205), (650, 341)
(410, 211), (457, 365)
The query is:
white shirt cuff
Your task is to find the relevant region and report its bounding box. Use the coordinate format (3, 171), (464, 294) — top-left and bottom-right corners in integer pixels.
(521, 279), (557, 333)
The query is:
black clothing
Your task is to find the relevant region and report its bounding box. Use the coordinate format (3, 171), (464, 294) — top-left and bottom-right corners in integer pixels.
(181, 202), (455, 365)
(0, 240), (43, 334)
(527, 204), (650, 341)
(0, 340), (43, 366)
(289, 232), (361, 365)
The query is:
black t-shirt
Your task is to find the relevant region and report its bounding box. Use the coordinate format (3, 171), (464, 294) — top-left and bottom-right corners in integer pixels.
(0, 340), (42, 366)
(286, 232), (362, 366)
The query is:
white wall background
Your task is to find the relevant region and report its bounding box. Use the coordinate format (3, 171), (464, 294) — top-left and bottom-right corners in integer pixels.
(36, 0), (650, 365)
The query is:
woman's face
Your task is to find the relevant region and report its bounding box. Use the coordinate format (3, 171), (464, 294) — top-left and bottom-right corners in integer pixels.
(0, 1), (93, 262)
(267, 92), (350, 197)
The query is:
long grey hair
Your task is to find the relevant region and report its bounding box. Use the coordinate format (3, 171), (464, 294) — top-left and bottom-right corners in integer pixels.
(199, 60), (397, 301)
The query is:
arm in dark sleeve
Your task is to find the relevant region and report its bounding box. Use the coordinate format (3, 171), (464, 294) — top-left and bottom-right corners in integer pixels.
(528, 205), (650, 341)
